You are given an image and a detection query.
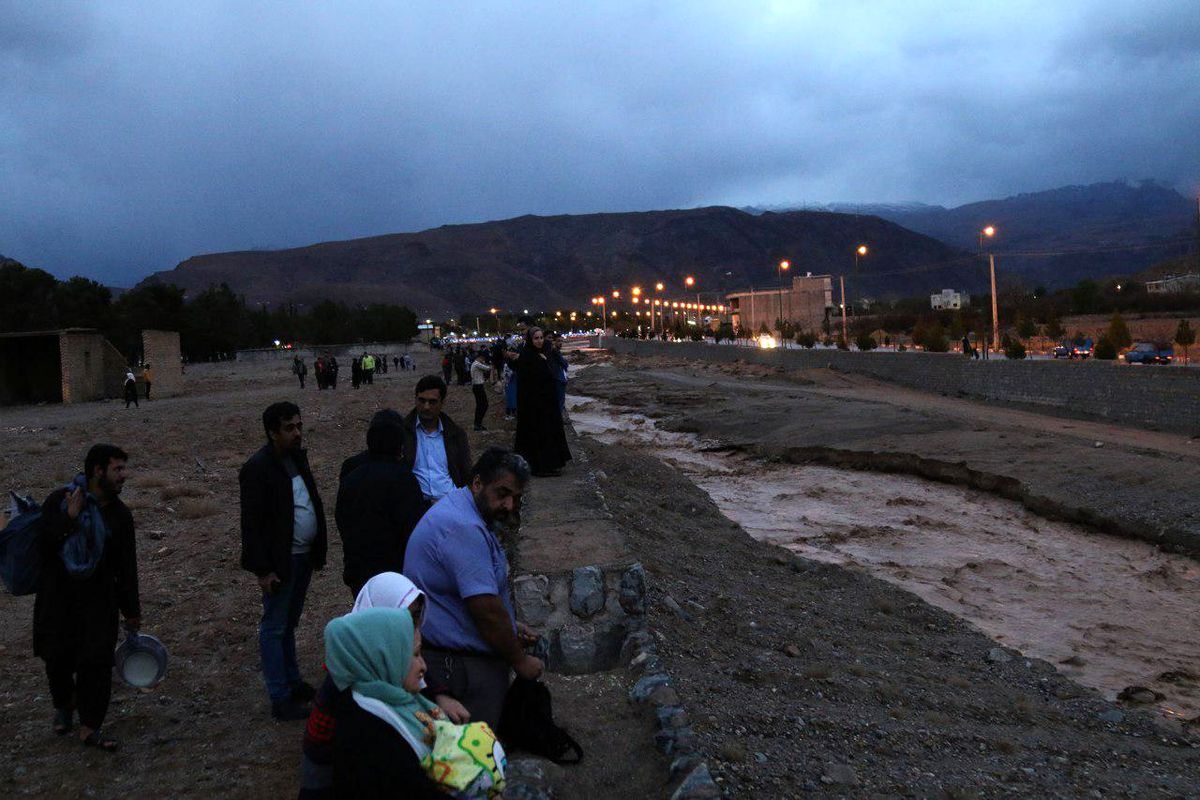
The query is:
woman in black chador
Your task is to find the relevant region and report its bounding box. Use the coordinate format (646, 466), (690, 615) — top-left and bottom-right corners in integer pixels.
(510, 327), (571, 476)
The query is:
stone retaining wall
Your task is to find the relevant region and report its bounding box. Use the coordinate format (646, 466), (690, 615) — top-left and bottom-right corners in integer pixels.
(513, 563), (646, 674)
(602, 338), (1200, 435)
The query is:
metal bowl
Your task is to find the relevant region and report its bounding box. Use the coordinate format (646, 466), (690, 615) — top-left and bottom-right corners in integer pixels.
(114, 630), (168, 688)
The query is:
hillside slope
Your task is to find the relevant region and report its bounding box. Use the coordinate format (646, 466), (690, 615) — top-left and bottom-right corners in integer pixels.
(140, 207), (968, 314)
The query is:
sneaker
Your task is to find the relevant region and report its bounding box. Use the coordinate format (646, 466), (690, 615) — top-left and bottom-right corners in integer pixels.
(271, 698), (312, 722)
(290, 680), (317, 704)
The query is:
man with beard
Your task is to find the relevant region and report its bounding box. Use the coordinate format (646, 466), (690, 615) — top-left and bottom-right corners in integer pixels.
(34, 444), (141, 752)
(239, 401), (327, 721)
(403, 447), (542, 728)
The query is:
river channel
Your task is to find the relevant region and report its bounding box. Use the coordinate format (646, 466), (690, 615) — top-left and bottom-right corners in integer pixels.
(567, 392), (1200, 722)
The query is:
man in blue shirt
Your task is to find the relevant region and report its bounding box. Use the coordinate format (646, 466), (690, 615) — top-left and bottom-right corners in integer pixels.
(404, 447), (542, 727)
(401, 375), (472, 506)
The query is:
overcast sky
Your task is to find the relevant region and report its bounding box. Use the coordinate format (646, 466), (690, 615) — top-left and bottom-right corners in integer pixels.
(2, 1), (1198, 286)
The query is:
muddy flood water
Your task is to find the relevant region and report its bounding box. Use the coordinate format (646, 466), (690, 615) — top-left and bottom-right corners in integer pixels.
(567, 392), (1200, 722)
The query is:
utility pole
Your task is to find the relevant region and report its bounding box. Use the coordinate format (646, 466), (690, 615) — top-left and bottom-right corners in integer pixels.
(989, 253), (1000, 351)
(840, 275), (848, 345)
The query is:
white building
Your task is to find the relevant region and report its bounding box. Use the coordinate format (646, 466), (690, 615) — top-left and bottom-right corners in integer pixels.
(930, 289), (969, 310)
(1146, 274), (1200, 294)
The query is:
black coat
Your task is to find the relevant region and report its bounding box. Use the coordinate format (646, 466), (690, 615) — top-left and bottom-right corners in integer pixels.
(512, 346), (571, 473)
(239, 445), (327, 582)
(334, 454), (426, 592)
(332, 695), (443, 799)
(33, 488), (141, 665)
(400, 411), (472, 489)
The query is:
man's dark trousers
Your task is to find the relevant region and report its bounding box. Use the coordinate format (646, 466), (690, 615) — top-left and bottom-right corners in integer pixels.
(473, 384), (488, 428)
(259, 552), (313, 702)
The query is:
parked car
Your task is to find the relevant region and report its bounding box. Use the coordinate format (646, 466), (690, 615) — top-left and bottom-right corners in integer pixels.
(1122, 342), (1174, 364)
(1053, 338), (1094, 359)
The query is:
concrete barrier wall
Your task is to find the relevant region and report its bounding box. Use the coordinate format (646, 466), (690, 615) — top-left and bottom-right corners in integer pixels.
(602, 338), (1200, 435)
(142, 330), (184, 397)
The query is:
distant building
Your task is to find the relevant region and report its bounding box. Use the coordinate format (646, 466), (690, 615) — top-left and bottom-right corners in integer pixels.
(930, 289), (969, 310)
(726, 274), (833, 334)
(1146, 274), (1200, 294)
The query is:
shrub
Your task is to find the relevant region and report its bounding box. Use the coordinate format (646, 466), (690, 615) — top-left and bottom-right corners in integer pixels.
(1004, 340), (1027, 360)
(1106, 312), (1132, 351)
(795, 331), (817, 349)
(897, 344), (907, 352)
(1094, 336), (1117, 360)
(855, 333), (878, 351)
(836, 337), (849, 351)
(822, 336), (834, 347)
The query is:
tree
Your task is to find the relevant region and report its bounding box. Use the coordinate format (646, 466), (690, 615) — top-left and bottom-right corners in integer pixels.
(1016, 313), (1038, 340)
(795, 330), (816, 348)
(1094, 336), (1117, 360)
(1175, 319), (1195, 365)
(54, 277), (113, 333)
(1004, 340), (1027, 360)
(1106, 311), (1132, 351)
(758, 321), (770, 336)
(0, 261), (59, 332)
(1071, 280), (1101, 314)
(1043, 314), (1064, 341)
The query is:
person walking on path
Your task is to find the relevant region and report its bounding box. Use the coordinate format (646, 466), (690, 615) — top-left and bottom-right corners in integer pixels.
(351, 356), (362, 389)
(402, 376), (472, 509)
(34, 444), (141, 752)
(123, 370), (139, 409)
(239, 401), (327, 721)
(469, 350), (491, 432)
(404, 447), (542, 728)
(508, 327), (571, 477)
(441, 352), (452, 384)
(334, 410), (427, 597)
(293, 356), (308, 389)
(327, 356), (339, 389)
(142, 364), (154, 400)
(548, 333), (569, 417)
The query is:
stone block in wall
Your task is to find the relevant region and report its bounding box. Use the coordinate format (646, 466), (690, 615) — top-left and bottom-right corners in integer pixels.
(619, 562), (647, 615)
(513, 574), (552, 627)
(569, 566), (605, 618)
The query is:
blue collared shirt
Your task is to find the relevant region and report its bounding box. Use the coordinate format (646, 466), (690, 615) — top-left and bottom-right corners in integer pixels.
(413, 417), (455, 501)
(404, 487), (515, 653)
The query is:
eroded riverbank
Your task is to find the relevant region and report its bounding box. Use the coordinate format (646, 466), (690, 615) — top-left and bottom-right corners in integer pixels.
(568, 387), (1200, 721)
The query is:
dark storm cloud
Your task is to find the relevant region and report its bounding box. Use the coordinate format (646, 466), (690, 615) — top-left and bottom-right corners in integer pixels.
(1, 1), (1197, 286)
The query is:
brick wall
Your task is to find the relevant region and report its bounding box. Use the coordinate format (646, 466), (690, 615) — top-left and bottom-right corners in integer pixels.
(603, 338), (1200, 435)
(58, 331), (109, 404)
(141, 330), (184, 397)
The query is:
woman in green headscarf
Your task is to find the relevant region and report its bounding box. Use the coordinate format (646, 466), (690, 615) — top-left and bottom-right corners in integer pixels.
(326, 607), (444, 798)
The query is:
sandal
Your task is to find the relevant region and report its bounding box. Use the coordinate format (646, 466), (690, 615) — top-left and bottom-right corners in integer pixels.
(80, 728), (119, 752)
(53, 708), (73, 735)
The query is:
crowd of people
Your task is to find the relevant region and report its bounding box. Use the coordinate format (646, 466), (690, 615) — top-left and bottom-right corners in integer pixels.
(290, 351), (417, 391)
(26, 330), (576, 796)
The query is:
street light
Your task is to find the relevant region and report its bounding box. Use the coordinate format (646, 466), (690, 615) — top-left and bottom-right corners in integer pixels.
(777, 260), (790, 335)
(489, 307), (499, 335)
(980, 225), (999, 351)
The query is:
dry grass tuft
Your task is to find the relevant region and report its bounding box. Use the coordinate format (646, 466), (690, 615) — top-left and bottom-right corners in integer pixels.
(161, 483), (208, 500)
(138, 472), (171, 489)
(174, 498), (220, 519)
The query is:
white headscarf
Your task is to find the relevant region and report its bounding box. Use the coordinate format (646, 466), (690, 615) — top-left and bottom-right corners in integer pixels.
(352, 572), (425, 621)
(351, 572), (427, 691)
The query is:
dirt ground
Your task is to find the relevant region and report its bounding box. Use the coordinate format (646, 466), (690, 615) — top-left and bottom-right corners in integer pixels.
(0, 354), (657, 799)
(568, 391), (1200, 797)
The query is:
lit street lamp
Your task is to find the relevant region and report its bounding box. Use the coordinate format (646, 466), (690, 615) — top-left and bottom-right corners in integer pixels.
(777, 260), (790, 335)
(980, 225), (999, 351)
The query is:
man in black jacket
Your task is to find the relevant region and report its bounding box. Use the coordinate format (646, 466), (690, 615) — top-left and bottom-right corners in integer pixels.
(335, 409), (427, 596)
(402, 375), (472, 507)
(239, 401), (327, 721)
(34, 443), (141, 752)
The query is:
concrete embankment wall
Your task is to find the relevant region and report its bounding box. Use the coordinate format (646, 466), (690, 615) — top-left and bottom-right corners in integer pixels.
(601, 338), (1200, 435)
(236, 341), (426, 362)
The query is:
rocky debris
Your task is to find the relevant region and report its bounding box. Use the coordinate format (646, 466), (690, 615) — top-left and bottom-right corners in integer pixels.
(556, 622), (597, 674)
(821, 762), (859, 787)
(1097, 709), (1126, 724)
(670, 762), (720, 799)
(1117, 686), (1162, 704)
(504, 758), (554, 800)
(986, 646), (1013, 664)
